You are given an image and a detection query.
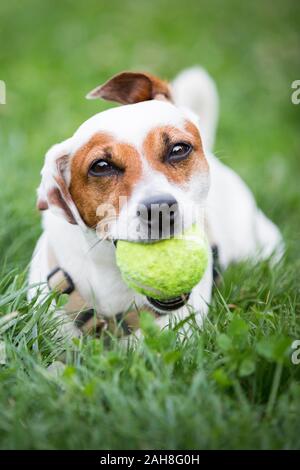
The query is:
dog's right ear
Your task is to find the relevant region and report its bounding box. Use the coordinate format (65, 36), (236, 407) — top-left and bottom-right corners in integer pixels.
(37, 139), (84, 226)
(86, 71), (172, 105)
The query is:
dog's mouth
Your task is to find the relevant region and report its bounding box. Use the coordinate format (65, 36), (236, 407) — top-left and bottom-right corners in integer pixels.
(146, 293), (190, 313)
(113, 237), (163, 246)
(113, 233), (177, 246)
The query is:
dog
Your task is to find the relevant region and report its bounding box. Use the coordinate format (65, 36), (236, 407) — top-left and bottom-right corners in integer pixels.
(29, 67), (283, 339)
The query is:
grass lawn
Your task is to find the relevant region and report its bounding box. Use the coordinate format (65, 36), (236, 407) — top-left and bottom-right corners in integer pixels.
(0, 0), (300, 449)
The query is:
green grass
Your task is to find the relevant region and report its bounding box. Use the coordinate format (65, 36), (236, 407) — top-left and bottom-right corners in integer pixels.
(0, 0), (300, 450)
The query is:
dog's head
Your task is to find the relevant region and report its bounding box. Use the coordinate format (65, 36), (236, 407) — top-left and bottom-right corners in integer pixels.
(37, 71), (210, 241)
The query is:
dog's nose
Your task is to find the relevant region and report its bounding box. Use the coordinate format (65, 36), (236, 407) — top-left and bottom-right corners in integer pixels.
(137, 194), (179, 240)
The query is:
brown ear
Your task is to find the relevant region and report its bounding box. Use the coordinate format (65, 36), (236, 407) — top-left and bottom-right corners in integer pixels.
(86, 71), (172, 105)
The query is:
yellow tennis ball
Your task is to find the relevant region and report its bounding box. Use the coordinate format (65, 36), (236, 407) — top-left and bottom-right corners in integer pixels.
(116, 224), (209, 300)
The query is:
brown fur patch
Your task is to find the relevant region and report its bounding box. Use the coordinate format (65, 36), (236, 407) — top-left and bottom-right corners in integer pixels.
(69, 133), (142, 227)
(143, 121), (208, 185)
(87, 71), (172, 105)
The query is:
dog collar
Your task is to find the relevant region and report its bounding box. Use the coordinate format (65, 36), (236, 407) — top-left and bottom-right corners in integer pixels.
(46, 242), (220, 337)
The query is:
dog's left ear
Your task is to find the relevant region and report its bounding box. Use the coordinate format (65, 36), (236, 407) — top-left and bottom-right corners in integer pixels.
(37, 139), (85, 227)
(86, 71), (172, 105)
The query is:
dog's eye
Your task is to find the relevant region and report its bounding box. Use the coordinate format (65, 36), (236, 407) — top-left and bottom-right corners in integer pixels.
(167, 143), (192, 162)
(88, 159), (120, 177)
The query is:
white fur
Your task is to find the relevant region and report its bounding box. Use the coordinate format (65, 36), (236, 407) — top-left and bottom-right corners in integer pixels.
(172, 67), (219, 152)
(72, 100), (185, 153)
(29, 67), (283, 337)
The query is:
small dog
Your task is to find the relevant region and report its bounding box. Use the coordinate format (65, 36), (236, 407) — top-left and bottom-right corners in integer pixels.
(29, 67), (283, 338)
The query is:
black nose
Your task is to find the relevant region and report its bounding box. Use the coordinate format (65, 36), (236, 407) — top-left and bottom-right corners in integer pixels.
(137, 194), (179, 240)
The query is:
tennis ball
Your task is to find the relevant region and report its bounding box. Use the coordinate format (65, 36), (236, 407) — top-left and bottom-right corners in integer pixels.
(116, 224), (209, 300)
